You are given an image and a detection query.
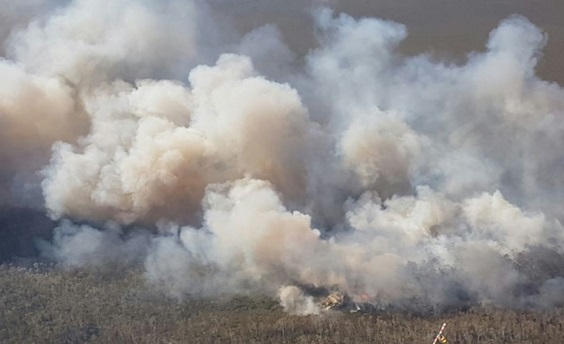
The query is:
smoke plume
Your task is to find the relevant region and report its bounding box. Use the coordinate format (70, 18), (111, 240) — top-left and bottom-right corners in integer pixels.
(2, 0), (564, 312)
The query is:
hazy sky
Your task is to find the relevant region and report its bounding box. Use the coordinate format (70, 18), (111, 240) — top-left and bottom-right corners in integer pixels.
(216, 0), (564, 84)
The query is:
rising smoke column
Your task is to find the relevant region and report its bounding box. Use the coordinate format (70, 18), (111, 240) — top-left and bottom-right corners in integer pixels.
(2, 0), (564, 312)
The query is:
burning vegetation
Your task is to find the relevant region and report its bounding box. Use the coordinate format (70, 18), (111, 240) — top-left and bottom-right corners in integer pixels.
(2, 0), (564, 331)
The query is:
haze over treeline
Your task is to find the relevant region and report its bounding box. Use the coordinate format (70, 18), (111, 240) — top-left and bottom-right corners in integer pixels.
(1, 0), (564, 313)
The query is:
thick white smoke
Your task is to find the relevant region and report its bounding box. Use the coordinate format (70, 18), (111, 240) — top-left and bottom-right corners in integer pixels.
(2, 1), (564, 311)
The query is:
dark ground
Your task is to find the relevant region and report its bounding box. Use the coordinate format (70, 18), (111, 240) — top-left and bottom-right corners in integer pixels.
(0, 208), (54, 263)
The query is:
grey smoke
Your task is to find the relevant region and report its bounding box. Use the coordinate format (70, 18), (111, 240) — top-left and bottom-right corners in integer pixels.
(1, 0), (564, 312)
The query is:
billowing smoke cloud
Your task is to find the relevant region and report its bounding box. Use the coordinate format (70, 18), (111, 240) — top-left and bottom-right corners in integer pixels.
(0, 0), (226, 207)
(2, 0), (564, 311)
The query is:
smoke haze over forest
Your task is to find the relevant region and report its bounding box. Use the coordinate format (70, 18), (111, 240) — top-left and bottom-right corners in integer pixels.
(2, 0), (564, 314)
